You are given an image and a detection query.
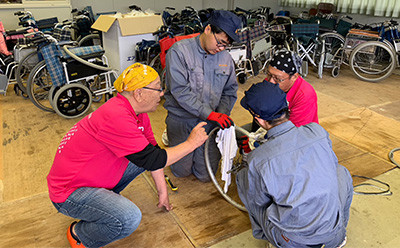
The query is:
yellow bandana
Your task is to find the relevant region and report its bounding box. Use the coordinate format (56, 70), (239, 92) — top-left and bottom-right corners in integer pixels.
(114, 63), (158, 92)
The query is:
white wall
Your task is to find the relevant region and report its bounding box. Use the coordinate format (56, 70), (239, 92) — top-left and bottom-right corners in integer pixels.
(279, 5), (400, 24)
(70, 0), (205, 15)
(1, 0), (399, 30)
(235, 0), (279, 12)
(0, 0), (273, 32)
(0, 6), (72, 30)
(68, 0), (277, 16)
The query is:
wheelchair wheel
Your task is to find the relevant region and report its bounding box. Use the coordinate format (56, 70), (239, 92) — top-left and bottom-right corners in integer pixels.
(237, 73), (247, 84)
(318, 32), (345, 69)
(149, 53), (163, 76)
(160, 67), (167, 90)
(349, 41), (396, 82)
(300, 60), (308, 77)
(26, 60), (55, 112)
(332, 66), (340, 78)
(105, 92), (115, 102)
(52, 83), (92, 119)
(204, 126), (250, 212)
(87, 76), (105, 103)
(48, 85), (61, 109)
(16, 50), (40, 95)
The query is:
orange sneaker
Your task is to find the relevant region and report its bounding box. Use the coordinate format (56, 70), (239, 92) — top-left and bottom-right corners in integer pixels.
(67, 222), (86, 248)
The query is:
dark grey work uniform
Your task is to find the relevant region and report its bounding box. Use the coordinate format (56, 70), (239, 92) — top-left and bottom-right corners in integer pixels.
(163, 35), (238, 181)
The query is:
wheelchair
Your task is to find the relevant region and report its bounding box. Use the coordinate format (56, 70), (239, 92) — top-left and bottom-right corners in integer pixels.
(227, 44), (254, 84)
(290, 22), (323, 78)
(0, 22), (38, 96)
(25, 33), (117, 118)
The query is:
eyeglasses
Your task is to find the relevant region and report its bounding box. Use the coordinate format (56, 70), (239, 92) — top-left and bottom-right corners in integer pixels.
(142, 86), (164, 92)
(265, 71), (290, 83)
(213, 32), (231, 48)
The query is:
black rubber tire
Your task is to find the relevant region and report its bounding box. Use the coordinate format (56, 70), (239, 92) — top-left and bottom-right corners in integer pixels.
(238, 73), (247, 84)
(48, 85), (61, 109)
(16, 50), (40, 95)
(26, 60), (55, 112)
(149, 53), (163, 76)
(160, 67), (167, 90)
(332, 66), (340, 78)
(52, 83), (92, 119)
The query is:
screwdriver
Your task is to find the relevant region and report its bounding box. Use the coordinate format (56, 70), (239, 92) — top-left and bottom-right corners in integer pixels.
(165, 174), (178, 191)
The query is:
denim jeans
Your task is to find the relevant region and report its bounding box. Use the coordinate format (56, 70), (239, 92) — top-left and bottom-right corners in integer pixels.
(52, 162), (145, 248)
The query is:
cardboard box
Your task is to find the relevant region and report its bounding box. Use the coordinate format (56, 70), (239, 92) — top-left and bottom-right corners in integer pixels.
(91, 15), (163, 73)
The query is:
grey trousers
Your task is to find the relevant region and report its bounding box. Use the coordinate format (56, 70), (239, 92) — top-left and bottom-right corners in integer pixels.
(166, 115), (221, 182)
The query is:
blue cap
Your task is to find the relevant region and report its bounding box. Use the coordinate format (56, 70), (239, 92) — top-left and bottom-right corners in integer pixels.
(240, 81), (288, 121)
(208, 10), (242, 42)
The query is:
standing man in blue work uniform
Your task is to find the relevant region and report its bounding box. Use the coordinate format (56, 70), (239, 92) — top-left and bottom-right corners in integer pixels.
(163, 10), (242, 182)
(237, 81), (353, 248)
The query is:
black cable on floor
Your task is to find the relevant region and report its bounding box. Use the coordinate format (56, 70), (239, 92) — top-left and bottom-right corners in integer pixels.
(388, 147), (400, 169)
(352, 175), (392, 196)
(351, 148), (400, 196)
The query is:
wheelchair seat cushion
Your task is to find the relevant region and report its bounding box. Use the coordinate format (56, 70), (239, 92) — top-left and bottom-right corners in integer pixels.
(61, 45), (105, 60)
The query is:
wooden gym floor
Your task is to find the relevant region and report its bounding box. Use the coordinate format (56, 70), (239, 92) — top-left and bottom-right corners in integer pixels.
(0, 67), (400, 247)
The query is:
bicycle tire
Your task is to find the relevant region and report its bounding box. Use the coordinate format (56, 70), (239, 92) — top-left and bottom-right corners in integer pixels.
(26, 60), (55, 112)
(16, 50), (40, 94)
(52, 83), (92, 119)
(349, 41), (396, 82)
(204, 126), (250, 212)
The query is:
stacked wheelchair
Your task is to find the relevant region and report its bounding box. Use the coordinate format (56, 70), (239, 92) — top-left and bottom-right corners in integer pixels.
(25, 33), (117, 118)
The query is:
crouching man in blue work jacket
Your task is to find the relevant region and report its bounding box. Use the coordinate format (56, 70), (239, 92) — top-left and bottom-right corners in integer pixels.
(236, 81), (353, 248)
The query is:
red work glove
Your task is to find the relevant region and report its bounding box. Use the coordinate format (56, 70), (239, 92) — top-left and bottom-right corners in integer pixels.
(237, 135), (251, 153)
(207, 111), (234, 129)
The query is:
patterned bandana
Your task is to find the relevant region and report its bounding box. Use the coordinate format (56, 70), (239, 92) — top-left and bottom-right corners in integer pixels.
(114, 63), (158, 93)
(269, 50), (302, 75)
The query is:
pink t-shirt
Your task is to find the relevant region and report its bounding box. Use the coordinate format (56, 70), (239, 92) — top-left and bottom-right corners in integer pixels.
(286, 76), (319, 127)
(47, 93), (158, 203)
